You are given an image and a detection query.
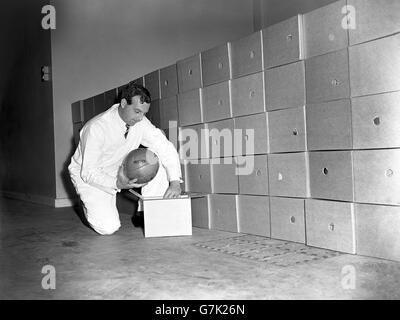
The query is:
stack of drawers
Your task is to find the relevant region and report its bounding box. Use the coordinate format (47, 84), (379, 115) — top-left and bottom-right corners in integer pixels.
(71, 0), (400, 262)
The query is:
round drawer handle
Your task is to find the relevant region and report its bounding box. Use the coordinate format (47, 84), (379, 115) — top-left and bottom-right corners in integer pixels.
(323, 167), (329, 175)
(331, 79), (341, 86)
(328, 33), (335, 41)
(373, 117), (381, 126)
(278, 172), (283, 181)
(216, 209), (221, 214)
(290, 216), (296, 224)
(249, 50), (255, 59)
(199, 174), (202, 179)
(386, 169), (394, 177)
(218, 62), (223, 69)
(245, 134), (249, 141)
(164, 80), (169, 86)
(188, 69), (193, 76)
(328, 223), (335, 232)
(286, 34), (293, 41)
(218, 99), (223, 106)
(214, 140), (218, 145)
(249, 90), (255, 99)
(292, 128), (298, 136)
(256, 169), (262, 176)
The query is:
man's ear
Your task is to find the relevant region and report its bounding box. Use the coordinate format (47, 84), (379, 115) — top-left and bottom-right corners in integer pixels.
(120, 98), (127, 108)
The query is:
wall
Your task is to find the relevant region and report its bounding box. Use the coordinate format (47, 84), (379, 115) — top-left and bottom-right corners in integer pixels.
(50, 0), (254, 201)
(253, 0), (338, 29)
(0, 0), (56, 203)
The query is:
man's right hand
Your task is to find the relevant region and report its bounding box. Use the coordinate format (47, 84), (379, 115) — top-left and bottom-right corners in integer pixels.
(116, 165), (148, 189)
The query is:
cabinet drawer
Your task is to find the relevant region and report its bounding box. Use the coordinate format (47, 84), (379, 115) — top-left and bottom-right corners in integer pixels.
(349, 33), (400, 97)
(303, 0), (348, 58)
(191, 195), (210, 229)
(160, 95), (178, 129)
(185, 160), (212, 193)
(268, 152), (309, 198)
(178, 89), (202, 127)
(309, 151), (354, 202)
(355, 203), (400, 262)
(305, 199), (356, 254)
(179, 124), (209, 160)
(146, 99), (160, 128)
(231, 72), (265, 117)
(83, 97), (94, 123)
(202, 81), (231, 122)
(144, 70), (160, 100)
(238, 154), (269, 195)
(177, 54), (202, 93)
(209, 194), (238, 232)
(237, 195), (270, 237)
(211, 157), (239, 194)
(71, 101), (82, 123)
(230, 31), (263, 79)
(104, 88), (118, 108)
(268, 106), (306, 153)
(263, 15), (304, 69)
(306, 99), (352, 151)
(73, 122), (83, 147)
(234, 113), (269, 155)
(201, 43), (231, 86)
(270, 197), (305, 244)
(352, 92), (400, 149)
(348, 0), (400, 46)
(207, 118), (234, 158)
(266, 61), (305, 111)
(306, 49), (350, 103)
(93, 93), (106, 115)
(160, 64), (178, 99)
(354, 149), (400, 205)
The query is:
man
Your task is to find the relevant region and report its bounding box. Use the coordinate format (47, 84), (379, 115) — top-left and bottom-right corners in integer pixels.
(68, 82), (182, 235)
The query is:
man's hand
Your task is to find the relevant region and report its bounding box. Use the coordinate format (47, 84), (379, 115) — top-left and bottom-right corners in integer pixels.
(163, 180), (182, 199)
(116, 165), (148, 189)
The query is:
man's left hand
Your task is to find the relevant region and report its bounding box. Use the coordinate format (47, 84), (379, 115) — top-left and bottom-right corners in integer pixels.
(163, 180), (182, 199)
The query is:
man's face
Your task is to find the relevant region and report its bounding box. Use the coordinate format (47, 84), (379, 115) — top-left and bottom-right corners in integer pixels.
(121, 95), (150, 126)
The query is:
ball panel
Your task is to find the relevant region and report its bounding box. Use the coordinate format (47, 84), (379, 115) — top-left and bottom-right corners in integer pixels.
(123, 148), (160, 183)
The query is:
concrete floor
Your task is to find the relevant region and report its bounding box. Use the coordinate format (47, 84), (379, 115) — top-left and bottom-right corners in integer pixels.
(1, 196), (400, 300)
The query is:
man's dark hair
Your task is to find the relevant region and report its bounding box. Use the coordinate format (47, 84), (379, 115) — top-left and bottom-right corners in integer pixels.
(120, 81), (151, 105)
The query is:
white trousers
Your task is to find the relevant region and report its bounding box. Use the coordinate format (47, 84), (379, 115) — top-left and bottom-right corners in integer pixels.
(77, 164), (169, 235)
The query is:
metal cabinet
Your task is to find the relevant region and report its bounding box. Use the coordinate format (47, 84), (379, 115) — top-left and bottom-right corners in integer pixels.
(71, 101), (82, 123)
(185, 160), (212, 193)
(207, 118), (235, 158)
(83, 97), (95, 123)
(191, 195), (210, 229)
(146, 99), (160, 128)
(104, 88), (118, 108)
(179, 123), (209, 160)
(93, 93), (106, 115)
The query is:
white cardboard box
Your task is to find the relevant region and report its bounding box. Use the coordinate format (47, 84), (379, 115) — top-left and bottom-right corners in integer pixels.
(143, 195), (192, 238)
